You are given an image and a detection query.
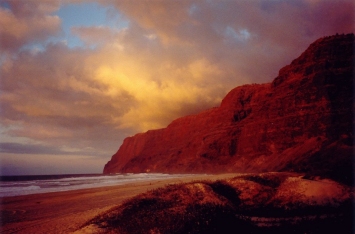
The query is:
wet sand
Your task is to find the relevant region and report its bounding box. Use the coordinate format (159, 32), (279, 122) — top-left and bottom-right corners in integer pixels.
(0, 174), (239, 234)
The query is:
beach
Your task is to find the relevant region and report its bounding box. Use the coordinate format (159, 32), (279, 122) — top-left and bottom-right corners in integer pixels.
(1, 174), (239, 234)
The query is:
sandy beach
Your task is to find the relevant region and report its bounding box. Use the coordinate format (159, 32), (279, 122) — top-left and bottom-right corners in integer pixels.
(1, 174), (239, 234)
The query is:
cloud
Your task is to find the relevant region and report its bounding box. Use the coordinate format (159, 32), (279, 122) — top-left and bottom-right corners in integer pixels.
(0, 0), (62, 53)
(71, 25), (123, 46)
(0, 142), (102, 156)
(107, 0), (354, 81)
(0, 153), (107, 175)
(0, 42), (136, 153)
(106, 0), (193, 45)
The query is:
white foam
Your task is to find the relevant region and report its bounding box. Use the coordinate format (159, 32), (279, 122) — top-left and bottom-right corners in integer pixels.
(0, 173), (197, 197)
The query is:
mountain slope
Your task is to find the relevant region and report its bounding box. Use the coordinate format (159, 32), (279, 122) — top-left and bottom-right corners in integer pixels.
(104, 34), (354, 184)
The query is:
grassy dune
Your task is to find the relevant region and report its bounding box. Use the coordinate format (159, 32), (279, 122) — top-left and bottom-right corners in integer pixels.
(78, 172), (354, 234)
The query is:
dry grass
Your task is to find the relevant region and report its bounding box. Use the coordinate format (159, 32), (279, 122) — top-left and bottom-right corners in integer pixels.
(79, 172), (354, 234)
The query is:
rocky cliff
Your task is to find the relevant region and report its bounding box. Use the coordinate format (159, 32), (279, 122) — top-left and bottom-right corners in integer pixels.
(104, 34), (354, 184)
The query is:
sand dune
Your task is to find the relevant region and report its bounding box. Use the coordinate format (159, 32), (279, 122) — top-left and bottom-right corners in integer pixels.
(77, 172), (354, 234)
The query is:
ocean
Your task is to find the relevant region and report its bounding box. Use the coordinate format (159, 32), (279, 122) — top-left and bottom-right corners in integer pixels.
(0, 173), (197, 197)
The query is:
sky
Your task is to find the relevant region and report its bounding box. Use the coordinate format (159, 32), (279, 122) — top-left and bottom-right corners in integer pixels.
(0, 0), (354, 175)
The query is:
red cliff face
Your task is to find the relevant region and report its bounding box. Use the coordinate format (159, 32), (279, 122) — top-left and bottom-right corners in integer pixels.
(104, 34), (354, 184)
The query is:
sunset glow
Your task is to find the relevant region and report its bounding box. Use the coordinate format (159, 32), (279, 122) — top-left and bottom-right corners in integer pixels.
(0, 0), (353, 174)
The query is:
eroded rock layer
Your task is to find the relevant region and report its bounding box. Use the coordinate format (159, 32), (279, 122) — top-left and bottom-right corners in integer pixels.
(104, 34), (354, 184)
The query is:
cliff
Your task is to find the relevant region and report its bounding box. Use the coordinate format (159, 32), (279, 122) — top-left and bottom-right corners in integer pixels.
(104, 34), (354, 184)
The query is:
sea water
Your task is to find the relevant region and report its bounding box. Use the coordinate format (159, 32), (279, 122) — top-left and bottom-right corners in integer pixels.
(0, 173), (196, 197)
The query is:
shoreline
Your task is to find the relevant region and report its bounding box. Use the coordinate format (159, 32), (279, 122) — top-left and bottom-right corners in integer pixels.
(0, 173), (215, 198)
(1, 173), (240, 234)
